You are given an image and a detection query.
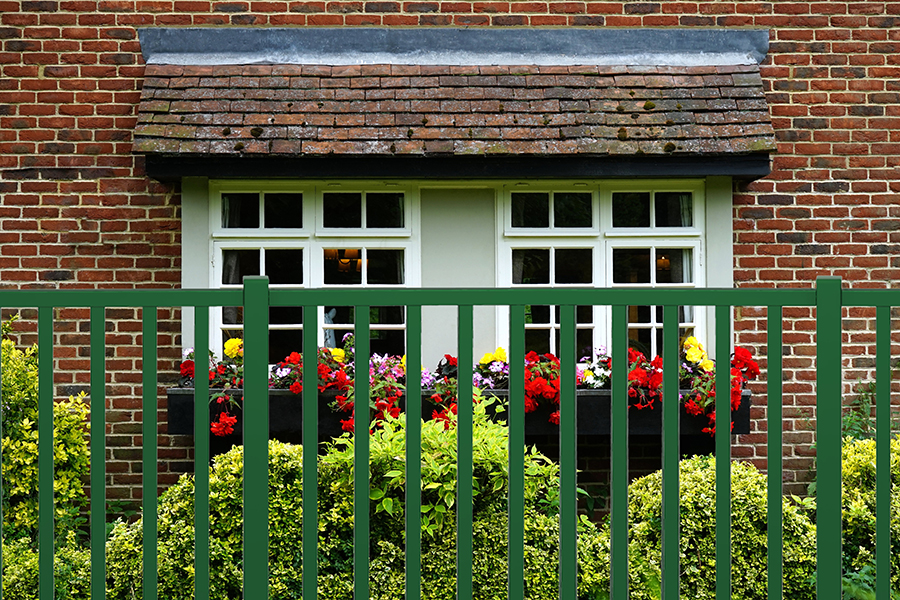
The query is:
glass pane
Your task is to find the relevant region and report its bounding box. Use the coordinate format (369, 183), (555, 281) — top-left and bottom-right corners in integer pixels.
(367, 249), (404, 285)
(222, 249), (259, 284)
(323, 193), (362, 228)
(266, 249), (303, 285)
(323, 248), (362, 284)
(270, 330), (303, 364)
(372, 330), (405, 356)
(270, 306), (301, 325)
(555, 248), (592, 284)
(513, 249), (550, 284)
(526, 305), (551, 324)
(222, 306), (242, 325)
(612, 248), (650, 283)
(366, 193), (404, 228)
(372, 306), (405, 324)
(628, 328), (652, 356)
(511, 192), (550, 228)
(655, 192), (692, 227)
(654, 306), (693, 323)
(525, 329), (551, 355)
(264, 193), (303, 228)
(325, 306), (354, 325)
(629, 305), (651, 324)
(553, 305), (593, 323)
(554, 192), (592, 228)
(222, 193), (259, 228)
(556, 328), (594, 360)
(656, 249), (692, 284)
(612, 192), (650, 228)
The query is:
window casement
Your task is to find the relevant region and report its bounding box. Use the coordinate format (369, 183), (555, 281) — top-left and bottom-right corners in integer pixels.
(497, 181), (706, 360)
(208, 182), (419, 362)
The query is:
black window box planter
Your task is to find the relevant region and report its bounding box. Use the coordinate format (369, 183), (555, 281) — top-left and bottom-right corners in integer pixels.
(166, 387), (751, 446)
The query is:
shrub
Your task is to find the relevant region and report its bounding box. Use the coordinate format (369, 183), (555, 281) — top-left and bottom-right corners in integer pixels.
(1, 331), (91, 542)
(106, 399), (611, 599)
(1, 532), (91, 600)
(835, 437), (900, 598)
(623, 455), (817, 600)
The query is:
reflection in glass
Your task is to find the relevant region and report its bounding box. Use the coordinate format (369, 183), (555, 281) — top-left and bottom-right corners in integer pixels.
(222, 193), (259, 228)
(612, 248), (650, 283)
(554, 248), (592, 284)
(655, 249), (692, 284)
(554, 193), (592, 228)
(266, 249), (304, 285)
(367, 193), (404, 228)
(654, 192), (692, 227)
(512, 249), (550, 284)
(511, 193), (550, 228)
(367, 250), (404, 285)
(323, 193), (362, 228)
(612, 192), (650, 227)
(264, 193), (303, 228)
(222, 249), (259, 284)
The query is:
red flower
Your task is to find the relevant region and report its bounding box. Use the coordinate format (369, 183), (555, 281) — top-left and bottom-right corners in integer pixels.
(289, 381), (302, 395)
(341, 418), (354, 432)
(685, 396), (703, 416)
(443, 354), (458, 367)
(180, 360), (194, 378)
(548, 410), (560, 425)
(209, 370), (215, 381)
(285, 352), (302, 365)
(210, 412), (237, 436)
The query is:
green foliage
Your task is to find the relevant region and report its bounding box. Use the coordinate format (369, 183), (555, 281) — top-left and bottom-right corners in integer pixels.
(1, 532), (91, 600)
(623, 455), (817, 600)
(1, 334), (91, 542)
(106, 400), (611, 599)
(832, 437), (900, 598)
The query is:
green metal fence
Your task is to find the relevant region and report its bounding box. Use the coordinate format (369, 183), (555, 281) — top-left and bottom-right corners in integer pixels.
(1, 276), (897, 600)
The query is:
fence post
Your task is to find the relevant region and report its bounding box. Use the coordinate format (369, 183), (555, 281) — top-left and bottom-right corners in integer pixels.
(815, 276), (842, 600)
(243, 276), (270, 599)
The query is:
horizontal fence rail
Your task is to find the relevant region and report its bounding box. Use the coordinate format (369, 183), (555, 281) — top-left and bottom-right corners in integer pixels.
(0, 278), (896, 600)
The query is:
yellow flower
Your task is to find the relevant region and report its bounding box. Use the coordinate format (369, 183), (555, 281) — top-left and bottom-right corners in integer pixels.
(699, 359), (715, 372)
(493, 347), (507, 363)
(479, 352), (495, 365)
(400, 354), (407, 374)
(583, 369), (595, 379)
(223, 338), (243, 359)
(685, 346), (704, 363)
(330, 348), (345, 363)
(683, 336), (700, 349)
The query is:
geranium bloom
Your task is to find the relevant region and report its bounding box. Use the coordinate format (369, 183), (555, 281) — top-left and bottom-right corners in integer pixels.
(289, 381), (302, 395)
(180, 360), (194, 378)
(210, 412), (237, 436)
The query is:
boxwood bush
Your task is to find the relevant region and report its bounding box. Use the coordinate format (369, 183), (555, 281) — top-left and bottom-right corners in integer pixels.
(106, 399), (611, 599)
(835, 437), (900, 598)
(623, 455), (817, 600)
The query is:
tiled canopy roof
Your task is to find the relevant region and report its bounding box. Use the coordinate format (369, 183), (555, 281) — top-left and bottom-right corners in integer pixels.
(133, 63), (776, 157)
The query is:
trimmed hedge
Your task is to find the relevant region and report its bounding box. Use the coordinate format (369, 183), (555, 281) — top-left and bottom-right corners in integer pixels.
(624, 455), (817, 600)
(106, 400), (611, 599)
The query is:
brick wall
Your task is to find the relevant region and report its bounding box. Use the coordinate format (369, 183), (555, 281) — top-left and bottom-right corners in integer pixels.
(1, 1), (898, 501)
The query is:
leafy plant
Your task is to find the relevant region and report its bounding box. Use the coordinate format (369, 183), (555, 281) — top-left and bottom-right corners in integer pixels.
(1, 325), (91, 544)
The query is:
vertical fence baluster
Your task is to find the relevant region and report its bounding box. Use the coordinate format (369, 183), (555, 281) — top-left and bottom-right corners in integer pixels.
(302, 304), (318, 600)
(815, 276), (842, 600)
(405, 305), (423, 600)
(875, 304), (890, 600)
(142, 307), (158, 600)
(90, 307), (106, 600)
(508, 305), (526, 600)
(355, 305), (371, 600)
(38, 306), (54, 600)
(766, 306), (783, 600)
(194, 306), (210, 600)
(610, 305), (628, 600)
(661, 305), (679, 600)
(714, 304), (731, 600)
(559, 304), (577, 599)
(243, 277), (270, 599)
(457, 305), (474, 600)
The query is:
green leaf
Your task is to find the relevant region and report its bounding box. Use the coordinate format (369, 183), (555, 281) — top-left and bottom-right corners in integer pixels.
(380, 497), (394, 516)
(369, 488), (385, 501)
(384, 470), (404, 478)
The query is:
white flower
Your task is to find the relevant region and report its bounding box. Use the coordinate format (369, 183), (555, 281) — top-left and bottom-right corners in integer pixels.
(182, 347), (194, 359)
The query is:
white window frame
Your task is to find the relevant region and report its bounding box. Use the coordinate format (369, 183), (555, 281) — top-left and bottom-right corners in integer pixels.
(496, 179), (708, 360)
(206, 181), (420, 357)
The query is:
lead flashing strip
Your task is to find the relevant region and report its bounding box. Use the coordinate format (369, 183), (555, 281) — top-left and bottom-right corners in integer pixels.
(138, 28), (769, 67)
